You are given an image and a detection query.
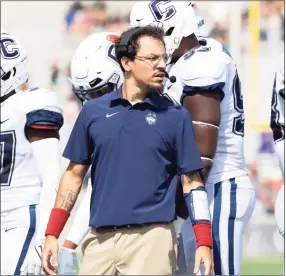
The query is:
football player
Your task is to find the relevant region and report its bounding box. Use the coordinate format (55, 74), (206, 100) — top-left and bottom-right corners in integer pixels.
(130, 1), (256, 275)
(270, 64), (285, 248)
(56, 32), (124, 275)
(0, 28), (63, 275)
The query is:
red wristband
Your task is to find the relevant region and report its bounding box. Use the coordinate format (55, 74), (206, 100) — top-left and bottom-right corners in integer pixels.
(45, 208), (70, 238)
(193, 222), (213, 248)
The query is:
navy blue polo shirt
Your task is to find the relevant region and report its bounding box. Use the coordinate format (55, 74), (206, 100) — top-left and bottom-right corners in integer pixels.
(63, 87), (203, 228)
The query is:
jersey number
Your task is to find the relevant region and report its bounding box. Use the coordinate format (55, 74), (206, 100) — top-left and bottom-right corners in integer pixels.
(0, 131), (16, 186)
(271, 84), (284, 142)
(232, 71), (244, 136)
(149, 0), (176, 22)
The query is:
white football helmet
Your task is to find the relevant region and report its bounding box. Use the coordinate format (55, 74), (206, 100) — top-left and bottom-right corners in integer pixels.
(130, 1), (204, 59)
(1, 27), (28, 99)
(70, 32), (124, 103)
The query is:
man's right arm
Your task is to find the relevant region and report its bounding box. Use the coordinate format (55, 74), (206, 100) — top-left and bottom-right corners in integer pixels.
(63, 180), (92, 249)
(54, 161), (89, 211)
(53, 102), (92, 215)
(41, 161), (89, 275)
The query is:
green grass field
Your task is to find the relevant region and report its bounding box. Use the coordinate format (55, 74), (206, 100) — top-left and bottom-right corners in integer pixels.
(241, 256), (284, 275)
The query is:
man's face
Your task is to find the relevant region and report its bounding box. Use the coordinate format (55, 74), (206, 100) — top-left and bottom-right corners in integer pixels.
(129, 36), (167, 89)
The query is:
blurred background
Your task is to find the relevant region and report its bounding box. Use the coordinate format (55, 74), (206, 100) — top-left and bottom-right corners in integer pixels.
(1, 1), (285, 274)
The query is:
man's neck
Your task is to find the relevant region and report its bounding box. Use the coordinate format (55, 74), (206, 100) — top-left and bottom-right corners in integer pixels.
(122, 77), (150, 103)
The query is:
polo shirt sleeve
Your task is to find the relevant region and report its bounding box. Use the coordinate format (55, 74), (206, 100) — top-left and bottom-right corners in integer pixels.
(175, 109), (203, 175)
(63, 104), (93, 165)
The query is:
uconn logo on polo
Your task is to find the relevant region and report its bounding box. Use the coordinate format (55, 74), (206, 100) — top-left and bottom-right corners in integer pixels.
(145, 112), (157, 126)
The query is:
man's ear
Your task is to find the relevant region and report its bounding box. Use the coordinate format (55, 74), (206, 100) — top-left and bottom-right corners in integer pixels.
(121, 56), (132, 72)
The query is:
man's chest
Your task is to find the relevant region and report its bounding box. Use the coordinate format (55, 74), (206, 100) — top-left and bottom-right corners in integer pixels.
(89, 108), (176, 152)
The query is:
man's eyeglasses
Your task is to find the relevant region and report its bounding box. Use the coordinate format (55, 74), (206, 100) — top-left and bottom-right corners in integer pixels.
(135, 53), (169, 66)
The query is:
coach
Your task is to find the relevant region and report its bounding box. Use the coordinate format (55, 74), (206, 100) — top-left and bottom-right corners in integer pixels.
(41, 25), (213, 275)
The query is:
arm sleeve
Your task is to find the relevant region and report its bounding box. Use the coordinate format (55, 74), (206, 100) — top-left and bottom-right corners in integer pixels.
(31, 138), (62, 241)
(63, 104), (93, 165)
(175, 110), (203, 175)
(65, 182), (92, 245)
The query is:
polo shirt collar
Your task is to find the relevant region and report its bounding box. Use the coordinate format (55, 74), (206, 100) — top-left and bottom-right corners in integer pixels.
(109, 86), (170, 109)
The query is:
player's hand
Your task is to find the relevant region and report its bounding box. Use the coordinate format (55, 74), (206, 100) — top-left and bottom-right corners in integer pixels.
(20, 238), (44, 275)
(41, 235), (59, 275)
(58, 247), (80, 275)
(193, 246), (213, 275)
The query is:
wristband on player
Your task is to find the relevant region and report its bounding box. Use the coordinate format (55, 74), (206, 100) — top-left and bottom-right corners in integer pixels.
(184, 186), (213, 248)
(45, 208), (70, 238)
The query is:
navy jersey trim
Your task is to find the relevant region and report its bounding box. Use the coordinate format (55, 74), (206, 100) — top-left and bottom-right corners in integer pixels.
(14, 205), (36, 275)
(228, 178), (237, 275)
(25, 109), (63, 129)
(212, 182), (222, 275)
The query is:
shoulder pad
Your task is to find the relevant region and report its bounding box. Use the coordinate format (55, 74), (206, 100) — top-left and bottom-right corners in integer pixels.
(22, 88), (64, 130)
(22, 88), (63, 115)
(181, 51), (227, 88)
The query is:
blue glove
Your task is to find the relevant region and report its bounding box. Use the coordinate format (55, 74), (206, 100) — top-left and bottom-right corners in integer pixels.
(58, 247), (80, 275)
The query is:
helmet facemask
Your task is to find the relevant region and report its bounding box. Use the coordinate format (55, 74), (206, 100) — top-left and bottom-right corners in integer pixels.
(0, 29), (29, 100)
(71, 72), (121, 104)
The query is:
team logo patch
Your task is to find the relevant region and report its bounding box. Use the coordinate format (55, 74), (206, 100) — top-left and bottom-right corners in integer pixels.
(145, 112), (157, 126)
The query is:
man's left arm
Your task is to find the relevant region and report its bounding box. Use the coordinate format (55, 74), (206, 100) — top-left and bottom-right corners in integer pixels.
(175, 110), (214, 276)
(180, 170), (213, 275)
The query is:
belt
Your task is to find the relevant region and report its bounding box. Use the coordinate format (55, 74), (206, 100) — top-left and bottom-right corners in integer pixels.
(95, 223), (156, 233)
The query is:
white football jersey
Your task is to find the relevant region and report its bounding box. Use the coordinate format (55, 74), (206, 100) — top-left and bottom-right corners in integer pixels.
(270, 67), (285, 176)
(270, 68), (285, 143)
(1, 88), (63, 212)
(164, 37), (246, 183)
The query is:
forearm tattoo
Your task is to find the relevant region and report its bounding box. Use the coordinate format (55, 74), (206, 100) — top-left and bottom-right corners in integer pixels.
(59, 189), (78, 210)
